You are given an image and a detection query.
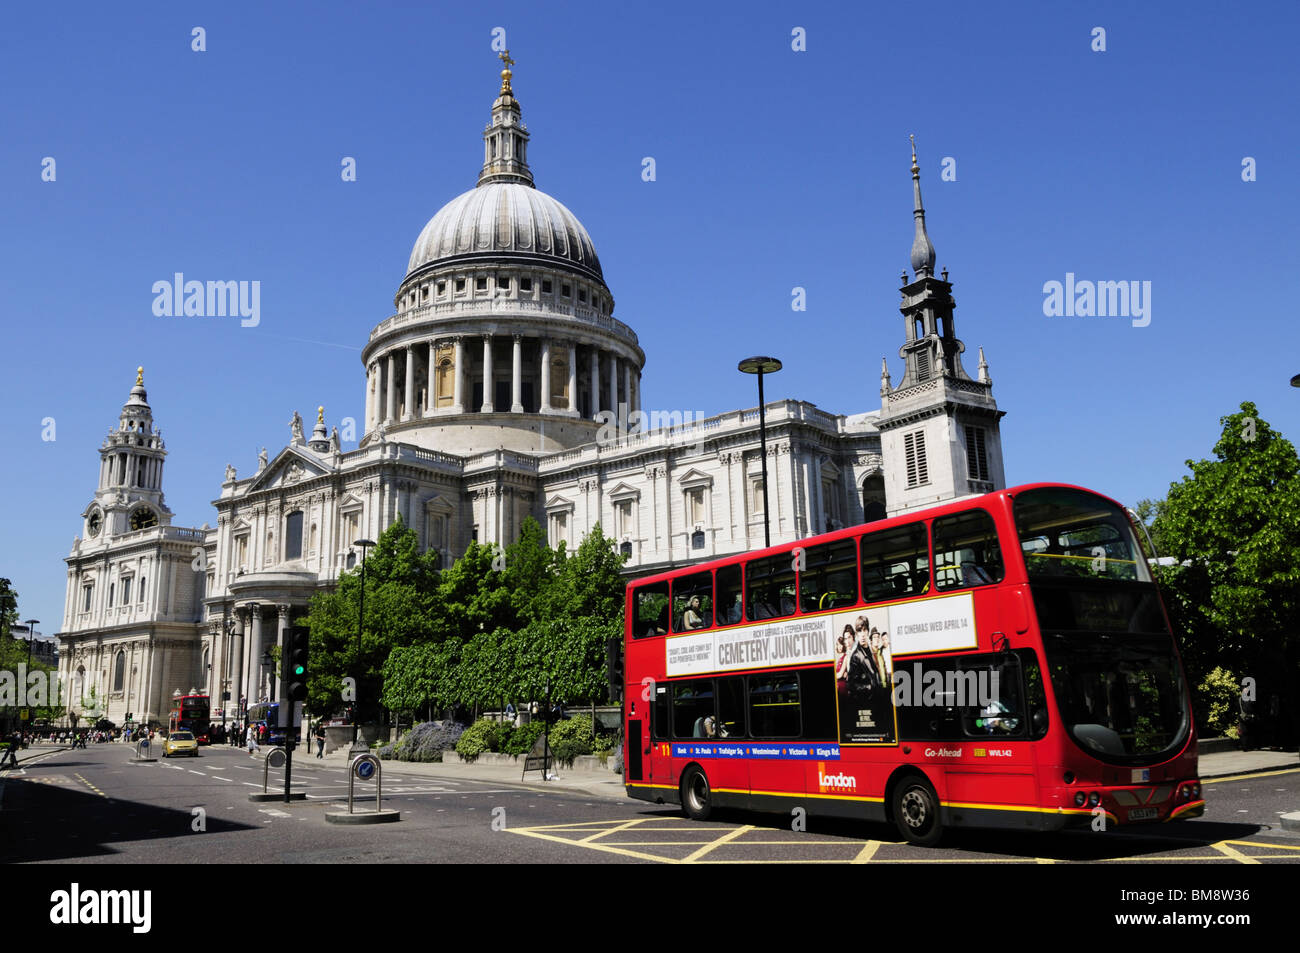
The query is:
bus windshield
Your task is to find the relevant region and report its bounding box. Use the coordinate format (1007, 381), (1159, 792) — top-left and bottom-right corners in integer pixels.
(1014, 487), (1150, 583)
(1014, 487), (1189, 764)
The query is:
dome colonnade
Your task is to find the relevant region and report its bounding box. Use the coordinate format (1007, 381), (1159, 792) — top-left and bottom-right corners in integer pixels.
(359, 53), (644, 456)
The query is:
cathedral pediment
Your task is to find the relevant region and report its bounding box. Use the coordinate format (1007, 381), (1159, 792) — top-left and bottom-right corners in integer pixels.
(607, 481), (640, 501)
(675, 467), (713, 488)
(246, 447), (333, 493)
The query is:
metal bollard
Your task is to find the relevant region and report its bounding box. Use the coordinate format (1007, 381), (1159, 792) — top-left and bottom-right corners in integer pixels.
(347, 755), (381, 814)
(263, 747), (286, 792)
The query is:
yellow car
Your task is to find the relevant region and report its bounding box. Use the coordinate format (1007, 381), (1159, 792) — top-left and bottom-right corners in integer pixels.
(162, 731), (199, 758)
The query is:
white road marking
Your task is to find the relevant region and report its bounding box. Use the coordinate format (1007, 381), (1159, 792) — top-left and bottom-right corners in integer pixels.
(212, 777), (233, 782)
(188, 771), (207, 776)
(259, 808), (291, 817)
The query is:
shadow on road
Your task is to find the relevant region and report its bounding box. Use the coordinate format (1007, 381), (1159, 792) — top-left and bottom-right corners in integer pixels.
(0, 778), (258, 863)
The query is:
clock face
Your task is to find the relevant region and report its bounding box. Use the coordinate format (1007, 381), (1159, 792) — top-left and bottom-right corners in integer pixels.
(88, 512), (102, 537)
(130, 509), (157, 531)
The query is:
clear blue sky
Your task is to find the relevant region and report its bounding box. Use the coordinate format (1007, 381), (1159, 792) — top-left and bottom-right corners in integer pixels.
(2, 1), (1297, 635)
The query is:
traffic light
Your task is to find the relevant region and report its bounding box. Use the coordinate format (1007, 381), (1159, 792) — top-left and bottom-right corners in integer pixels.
(605, 636), (624, 703)
(287, 625), (310, 702)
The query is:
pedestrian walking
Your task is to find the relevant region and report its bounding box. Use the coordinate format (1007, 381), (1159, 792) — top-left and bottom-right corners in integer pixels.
(0, 732), (19, 769)
(315, 723), (325, 759)
(246, 724), (258, 755)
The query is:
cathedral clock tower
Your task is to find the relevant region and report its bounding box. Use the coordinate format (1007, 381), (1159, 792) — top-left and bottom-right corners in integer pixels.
(82, 367), (173, 541)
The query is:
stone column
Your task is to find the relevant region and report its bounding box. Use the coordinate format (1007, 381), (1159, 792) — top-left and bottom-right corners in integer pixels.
(247, 604), (264, 703)
(276, 604), (291, 706)
(403, 346), (415, 421)
(365, 364), (374, 430)
(452, 337), (465, 413)
(231, 607), (246, 718)
(567, 343), (578, 416)
(608, 353), (618, 417)
(385, 353), (396, 424)
(511, 334), (524, 413)
(481, 334), (494, 412)
(624, 362), (632, 419)
(540, 339), (553, 413)
(590, 347), (601, 417)
(427, 342), (436, 415)
(208, 621), (221, 699)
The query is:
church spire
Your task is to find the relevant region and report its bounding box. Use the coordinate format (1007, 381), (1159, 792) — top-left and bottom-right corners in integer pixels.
(909, 135), (936, 280)
(477, 50), (534, 188)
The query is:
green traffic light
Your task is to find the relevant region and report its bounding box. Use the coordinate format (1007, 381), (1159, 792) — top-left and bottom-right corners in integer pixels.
(293, 664), (305, 675)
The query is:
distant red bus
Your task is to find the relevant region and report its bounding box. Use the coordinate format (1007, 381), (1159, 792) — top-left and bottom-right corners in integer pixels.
(169, 693), (211, 744)
(623, 483), (1203, 845)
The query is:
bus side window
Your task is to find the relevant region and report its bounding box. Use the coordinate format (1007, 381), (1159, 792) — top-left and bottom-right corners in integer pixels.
(671, 570), (713, 632)
(746, 554), (795, 621)
(860, 523), (929, 603)
(716, 564), (743, 625)
(634, 581), (670, 638)
(672, 680), (716, 739)
(799, 539), (858, 612)
(717, 676), (746, 737)
(933, 509), (1005, 591)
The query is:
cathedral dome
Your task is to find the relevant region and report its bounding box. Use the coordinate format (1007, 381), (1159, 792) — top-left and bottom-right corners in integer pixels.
(405, 182), (603, 283)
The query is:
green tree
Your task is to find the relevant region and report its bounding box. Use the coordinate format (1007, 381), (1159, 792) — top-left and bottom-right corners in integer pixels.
(304, 516), (443, 724)
(1148, 402), (1300, 736)
(0, 578), (17, 639)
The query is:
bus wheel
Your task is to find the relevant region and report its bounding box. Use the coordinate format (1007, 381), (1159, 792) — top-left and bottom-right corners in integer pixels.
(893, 775), (943, 847)
(680, 766), (712, 822)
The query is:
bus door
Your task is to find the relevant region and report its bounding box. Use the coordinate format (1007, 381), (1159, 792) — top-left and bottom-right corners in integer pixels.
(648, 681), (675, 788)
(744, 673), (804, 802)
(944, 653), (1040, 813)
(625, 680), (647, 784)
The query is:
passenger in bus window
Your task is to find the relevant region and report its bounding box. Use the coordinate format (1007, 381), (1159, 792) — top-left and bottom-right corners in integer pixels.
(751, 588), (778, 619)
(683, 595), (706, 629)
(725, 594), (743, 624)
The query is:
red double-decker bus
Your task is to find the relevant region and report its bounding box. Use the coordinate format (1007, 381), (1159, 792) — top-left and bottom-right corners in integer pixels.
(623, 483), (1203, 845)
(168, 693), (211, 744)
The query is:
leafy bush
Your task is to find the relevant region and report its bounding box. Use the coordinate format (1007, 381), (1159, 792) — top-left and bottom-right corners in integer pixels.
(547, 714), (612, 766)
(1198, 667), (1240, 737)
(502, 719), (547, 756)
(455, 718), (510, 762)
(381, 720), (466, 762)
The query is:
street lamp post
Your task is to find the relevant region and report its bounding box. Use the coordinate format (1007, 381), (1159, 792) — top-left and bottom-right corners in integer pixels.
(738, 356), (783, 548)
(222, 618), (235, 741)
(352, 538), (376, 756)
(24, 619), (38, 666)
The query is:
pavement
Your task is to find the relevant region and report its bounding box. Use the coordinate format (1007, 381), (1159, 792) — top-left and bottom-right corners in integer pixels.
(3, 738), (1296, 806)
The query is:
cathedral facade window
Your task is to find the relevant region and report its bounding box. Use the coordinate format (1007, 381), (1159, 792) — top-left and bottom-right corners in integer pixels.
(284, 511), (304, 560)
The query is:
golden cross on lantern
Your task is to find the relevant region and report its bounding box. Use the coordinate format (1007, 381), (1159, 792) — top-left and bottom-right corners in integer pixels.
(499, 49), (514, 69)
